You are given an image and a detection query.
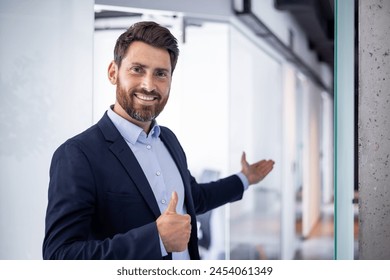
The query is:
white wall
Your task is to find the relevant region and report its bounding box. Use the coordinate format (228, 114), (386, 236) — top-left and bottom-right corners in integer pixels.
(0, 0), (94, 259)
(322, 92), (334, 204)
(301, 78), (322, 238)
(281, 64), (297, 259)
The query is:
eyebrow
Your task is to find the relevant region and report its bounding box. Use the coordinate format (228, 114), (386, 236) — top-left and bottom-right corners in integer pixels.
(130, 62), (146, 68)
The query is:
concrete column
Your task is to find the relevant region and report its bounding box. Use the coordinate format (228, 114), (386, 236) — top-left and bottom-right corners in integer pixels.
(359, 0), (390, 259)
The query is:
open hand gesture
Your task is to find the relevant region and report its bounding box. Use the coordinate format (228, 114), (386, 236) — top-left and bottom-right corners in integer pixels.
(240, 152), (275, 185)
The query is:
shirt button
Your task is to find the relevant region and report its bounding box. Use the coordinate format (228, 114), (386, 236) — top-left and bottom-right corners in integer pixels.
(161, 199), (166, 204)
(156, 171), (161, 176)
(146, 145), (151, 150)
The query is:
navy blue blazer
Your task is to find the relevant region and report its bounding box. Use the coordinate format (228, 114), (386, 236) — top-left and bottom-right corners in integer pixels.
(43, 112), (244, 260)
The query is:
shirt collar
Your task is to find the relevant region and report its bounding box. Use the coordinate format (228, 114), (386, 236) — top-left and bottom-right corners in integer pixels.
(107, 106), (161, 145)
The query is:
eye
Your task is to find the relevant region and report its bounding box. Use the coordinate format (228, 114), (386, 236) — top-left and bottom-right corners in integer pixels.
(131, 66), (143, 74)
(155, 70), (168, 78)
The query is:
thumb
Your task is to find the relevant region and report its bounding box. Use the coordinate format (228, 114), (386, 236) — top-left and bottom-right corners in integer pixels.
(165, 191), (178, 213)
(241, 151), (248, 168)
(241, 151), (246, 164)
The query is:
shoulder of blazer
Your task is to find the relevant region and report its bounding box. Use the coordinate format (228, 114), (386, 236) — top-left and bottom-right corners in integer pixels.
(56, 112), (120, 155)
(159, 126), (178, 143)
(159, 126), (188, 168)
(159, 126), (185, 153)
(96, 111), (122, 143)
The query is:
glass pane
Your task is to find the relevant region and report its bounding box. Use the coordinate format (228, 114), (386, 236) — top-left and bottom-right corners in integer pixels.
(334, 0), (355, 260)
(228, 25), (283, 260)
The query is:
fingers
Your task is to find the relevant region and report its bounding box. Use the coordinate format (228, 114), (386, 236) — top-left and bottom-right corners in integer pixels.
(254, 159), (274, 170)
(243, 157), (275, 185)
(166, 214), (192, 252)
(259, 160), (275, 174)
(242, 152), (274, 173)
(255, 159), (274, 168)
(255, 160), (275, 181)
(156, 202), (192, 253)
(165, 191), (178, 214)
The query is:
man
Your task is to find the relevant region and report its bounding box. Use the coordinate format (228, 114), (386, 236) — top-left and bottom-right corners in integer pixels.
(43, 21), (274, 260)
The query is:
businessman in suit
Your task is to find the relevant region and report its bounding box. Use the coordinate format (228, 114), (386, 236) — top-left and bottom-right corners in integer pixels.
(43, 21), (274, 260)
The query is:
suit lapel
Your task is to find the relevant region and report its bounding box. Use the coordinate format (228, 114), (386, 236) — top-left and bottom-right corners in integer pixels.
(98, 113), (161, 219)
(160, 128), (200, 260)
(159, 129), (196, 216)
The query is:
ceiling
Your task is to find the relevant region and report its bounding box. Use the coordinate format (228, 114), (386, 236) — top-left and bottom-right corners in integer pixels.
(95, 0), (336, 71)
(274, 0), (335, 69)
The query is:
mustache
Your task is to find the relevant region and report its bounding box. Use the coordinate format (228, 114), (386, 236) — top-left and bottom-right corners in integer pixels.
(131, 88), (161, 99)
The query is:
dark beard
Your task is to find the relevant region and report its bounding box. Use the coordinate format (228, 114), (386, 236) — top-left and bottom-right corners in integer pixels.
(125, 101), (159, 122)
(116, 82), (167, 122)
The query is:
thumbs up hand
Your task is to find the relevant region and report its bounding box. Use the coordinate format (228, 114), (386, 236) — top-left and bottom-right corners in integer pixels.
(165, 191), (179, 214)
(156, 192), (191, 253)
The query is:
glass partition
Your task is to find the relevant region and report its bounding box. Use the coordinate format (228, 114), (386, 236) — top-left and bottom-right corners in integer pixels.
(228, 25), (283, 260)
(334, 0), (355, 259)
(93, 6), (334, 260)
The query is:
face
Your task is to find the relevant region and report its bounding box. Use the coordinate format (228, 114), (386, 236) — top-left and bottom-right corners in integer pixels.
(108, 41), (172, 130)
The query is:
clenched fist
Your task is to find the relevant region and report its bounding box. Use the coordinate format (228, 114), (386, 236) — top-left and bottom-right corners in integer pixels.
(156, 192), (191, 252)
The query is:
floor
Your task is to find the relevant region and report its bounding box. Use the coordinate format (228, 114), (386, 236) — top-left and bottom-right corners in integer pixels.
(228, 200), (359, 260)
(200, 189), (360, 260)
(292, 200), (359, 260)
(294, 203), (335, 259)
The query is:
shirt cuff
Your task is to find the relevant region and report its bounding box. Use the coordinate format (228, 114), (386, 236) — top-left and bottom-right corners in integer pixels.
(236, 172), (249, 191)
(159, 234), (168, 257)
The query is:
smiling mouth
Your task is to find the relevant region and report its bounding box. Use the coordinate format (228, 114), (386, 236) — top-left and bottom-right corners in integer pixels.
(134, 93), (158, 101)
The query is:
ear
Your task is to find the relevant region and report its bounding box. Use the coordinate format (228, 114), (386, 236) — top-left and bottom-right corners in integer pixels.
(107, 61), (118, 85)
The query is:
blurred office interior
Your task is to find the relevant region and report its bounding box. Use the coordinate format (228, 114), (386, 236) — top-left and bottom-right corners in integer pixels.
(3, 0), (386, 260)
(93, 0), (334, 260)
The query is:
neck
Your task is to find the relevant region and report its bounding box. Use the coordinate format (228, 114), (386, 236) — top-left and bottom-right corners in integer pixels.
(113, 102), (152, 134)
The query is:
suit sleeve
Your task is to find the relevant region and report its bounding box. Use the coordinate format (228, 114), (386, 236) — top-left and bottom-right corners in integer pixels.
(189, 173), (245, 215)
(43, 141), (162, 260)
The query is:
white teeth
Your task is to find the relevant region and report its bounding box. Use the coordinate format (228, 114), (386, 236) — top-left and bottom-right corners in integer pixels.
(136, 94), (155, 101)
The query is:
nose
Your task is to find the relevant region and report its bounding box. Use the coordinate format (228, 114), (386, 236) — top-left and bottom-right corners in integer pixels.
(141, 73), (156, 92)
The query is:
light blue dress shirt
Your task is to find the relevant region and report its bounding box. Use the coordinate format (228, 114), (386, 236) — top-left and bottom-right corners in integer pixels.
(107, 107), (248, 259)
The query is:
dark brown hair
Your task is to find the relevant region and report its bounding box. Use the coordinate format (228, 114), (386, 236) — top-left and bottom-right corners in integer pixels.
(113, 21), (179, 73)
